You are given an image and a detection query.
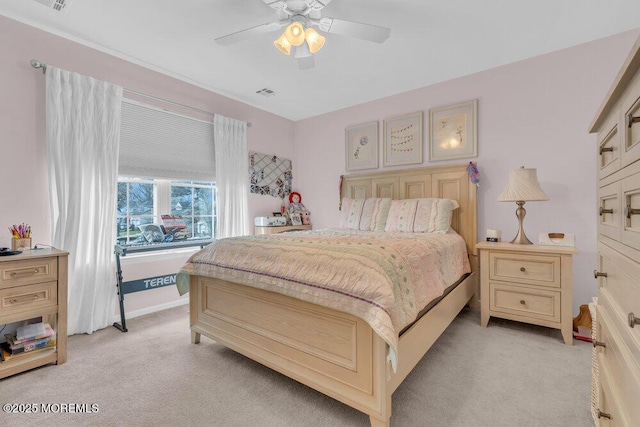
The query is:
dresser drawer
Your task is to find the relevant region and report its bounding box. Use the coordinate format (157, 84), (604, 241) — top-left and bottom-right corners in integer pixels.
(597, 242), (640, 349)
(489, 283), (560, 322)
(598, 370), (629, 427)
(598, 109), (622, 180)
(489, 252), (560, 288)
(0, 281), (58, 318)
(596, 306), (640, 426)
(599, 181), (622, 241)
(621, 171), (640, 252)
(0, 257), (58, 289)
(621, 72), (640, 168)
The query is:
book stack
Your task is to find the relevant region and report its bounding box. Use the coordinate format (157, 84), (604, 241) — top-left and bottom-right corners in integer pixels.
(1, 322), (56, 362)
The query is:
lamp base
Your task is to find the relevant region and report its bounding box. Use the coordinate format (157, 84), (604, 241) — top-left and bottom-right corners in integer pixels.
(509, 201), (533, 245)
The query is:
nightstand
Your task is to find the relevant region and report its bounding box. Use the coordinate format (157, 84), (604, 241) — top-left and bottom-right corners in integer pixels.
(254, 224), (312, 235)
(476, 241), (578, 345)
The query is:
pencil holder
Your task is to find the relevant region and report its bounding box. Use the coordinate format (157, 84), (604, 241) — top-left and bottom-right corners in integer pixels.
(11, 238), (31, 251)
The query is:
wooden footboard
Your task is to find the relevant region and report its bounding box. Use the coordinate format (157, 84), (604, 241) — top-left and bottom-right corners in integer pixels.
(190, 272), (476, 426)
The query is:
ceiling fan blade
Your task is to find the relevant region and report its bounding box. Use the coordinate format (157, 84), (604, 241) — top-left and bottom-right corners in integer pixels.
(297, 56), (315, 70)
(215, 22), (284, 46)
(319, 17), (390, 43)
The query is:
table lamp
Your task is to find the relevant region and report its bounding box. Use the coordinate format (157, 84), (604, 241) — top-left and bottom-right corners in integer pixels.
(497, 166), (549, 244)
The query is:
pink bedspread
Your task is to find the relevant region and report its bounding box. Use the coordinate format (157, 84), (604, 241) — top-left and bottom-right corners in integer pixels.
(178, 229), (470, 366)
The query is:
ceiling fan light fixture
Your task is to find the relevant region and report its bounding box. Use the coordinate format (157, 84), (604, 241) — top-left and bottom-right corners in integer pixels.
(273, 33), (292, 55)
(284, 21), (305, 46)
(305, 28), (325, 53)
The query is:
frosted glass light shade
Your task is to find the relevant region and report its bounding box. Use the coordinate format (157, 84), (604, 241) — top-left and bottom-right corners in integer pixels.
(497, 167), (549, 202)
(305, 28), (325, 53)
(274, 34), (292, 55)
(285, 22), (305, 46)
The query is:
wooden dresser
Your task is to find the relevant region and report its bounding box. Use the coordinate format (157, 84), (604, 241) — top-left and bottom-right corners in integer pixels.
(589, 34), (640, 426)
(477, 242), (577, 345)
(0, 248), (68, 379)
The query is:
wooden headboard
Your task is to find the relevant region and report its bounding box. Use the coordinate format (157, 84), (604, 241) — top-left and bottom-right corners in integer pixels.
(341, 163), (478, 257)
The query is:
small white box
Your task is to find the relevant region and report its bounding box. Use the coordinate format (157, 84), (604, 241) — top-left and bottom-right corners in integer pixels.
(254, 216), (287, 227)
(538, 232), (575, 247)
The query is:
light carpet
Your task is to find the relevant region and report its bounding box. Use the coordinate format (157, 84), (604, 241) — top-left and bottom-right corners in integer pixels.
(0, 306), (593, 426)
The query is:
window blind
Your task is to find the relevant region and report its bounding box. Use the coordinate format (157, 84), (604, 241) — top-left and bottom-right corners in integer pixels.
(119, 100), (215, 181)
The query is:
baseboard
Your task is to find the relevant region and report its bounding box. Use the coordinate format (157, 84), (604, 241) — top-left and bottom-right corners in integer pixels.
(111, 298), (188, 323)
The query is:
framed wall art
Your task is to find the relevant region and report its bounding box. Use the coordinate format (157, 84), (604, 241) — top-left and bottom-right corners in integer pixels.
(345, 121), (379, 171)
(383, 111), (423, 166)
(429, 99), (478, 161)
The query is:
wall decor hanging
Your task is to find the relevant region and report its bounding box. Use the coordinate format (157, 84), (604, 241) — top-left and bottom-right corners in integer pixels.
(249, 152), (292, 198)
(345, 121), (379, 171)
(429, 99), (478, 161)
(383, 111), (423, 166)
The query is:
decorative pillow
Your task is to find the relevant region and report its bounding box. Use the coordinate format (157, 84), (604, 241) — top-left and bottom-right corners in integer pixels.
(384, 199), (419, 232)
(384, 198), (459, 233)
(413, 198), (460, 233)
(339, 198), (365, 229)
(359, 198), (392, 231)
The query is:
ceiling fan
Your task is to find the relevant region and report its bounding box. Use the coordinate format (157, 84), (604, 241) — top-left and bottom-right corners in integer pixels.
(214, 0), (391, 69)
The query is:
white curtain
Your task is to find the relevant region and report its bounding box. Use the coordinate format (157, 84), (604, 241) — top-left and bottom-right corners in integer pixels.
(46, 67), (123, 335)
(214, 115), (249, 238)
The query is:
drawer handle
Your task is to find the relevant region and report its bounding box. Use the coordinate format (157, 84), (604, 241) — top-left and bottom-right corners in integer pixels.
(593, 340), (606, 348)
(519, 267), (526, 272)
(519, 300), (526, 305)
(9, 294), (40, 304)
(597, 410), (611, 419)
(629, 313), (640, 328)
(599, 146), (613, 155)
(599, 207), (613, 216)
(593, 270), (607, 279)
(626, 204), (640, 219)
(10, 268), (40, 277)
(626, 113), (640, 128)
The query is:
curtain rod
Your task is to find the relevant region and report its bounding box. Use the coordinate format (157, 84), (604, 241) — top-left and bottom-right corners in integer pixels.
(29, 59), (251, 127)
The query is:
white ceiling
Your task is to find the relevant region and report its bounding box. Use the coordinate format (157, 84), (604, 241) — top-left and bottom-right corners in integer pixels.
(2, 0), (640, 121)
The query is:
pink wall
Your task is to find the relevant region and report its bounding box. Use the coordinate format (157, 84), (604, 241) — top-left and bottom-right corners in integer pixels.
(3, 13), (639, 321)
(0, 16), (295, 315)
(293, 29), (640, 315)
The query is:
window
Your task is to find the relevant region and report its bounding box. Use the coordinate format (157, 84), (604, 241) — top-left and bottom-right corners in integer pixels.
(117, 98), (217, 246)
(116, 178), (216, 244)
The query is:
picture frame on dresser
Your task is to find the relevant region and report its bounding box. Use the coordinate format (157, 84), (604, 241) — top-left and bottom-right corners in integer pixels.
(429, 99), (477, 161)
(383, 111), (423, 166)
(290, 213), (302, 226)
(345, 121), (379, 171)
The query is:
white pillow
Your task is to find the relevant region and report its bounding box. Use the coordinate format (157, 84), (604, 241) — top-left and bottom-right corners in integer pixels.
(359, 198), (392, 231)
(384, 198), (459, 233)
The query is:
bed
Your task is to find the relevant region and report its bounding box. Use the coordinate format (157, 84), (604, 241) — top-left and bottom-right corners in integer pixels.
(178, 164), (477, 426)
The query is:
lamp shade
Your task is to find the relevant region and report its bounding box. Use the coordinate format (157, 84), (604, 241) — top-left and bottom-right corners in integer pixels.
(497, 167), (549, 202)
(274, 33), (292, 55)
(284, 21), (305, 46)
(305, 28), (325, 53)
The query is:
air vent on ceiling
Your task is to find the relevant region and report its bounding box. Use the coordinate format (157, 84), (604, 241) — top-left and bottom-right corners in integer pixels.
(33, 0), (72, 13)
(256, 88), (276, 97)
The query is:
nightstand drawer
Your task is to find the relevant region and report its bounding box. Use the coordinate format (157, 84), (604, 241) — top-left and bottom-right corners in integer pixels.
(489, 283), (560, 322)
(0, 257), (58, 289)
(0, 281), (58, 317)
(489, 252), (560, 288)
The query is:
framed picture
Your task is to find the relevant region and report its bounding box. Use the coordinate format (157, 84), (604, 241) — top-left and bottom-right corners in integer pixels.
(383, 111), (423, 166)
(345, 121), (379, 171)
(290, 213), (302, 226)
(429, 99), (477, 161)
